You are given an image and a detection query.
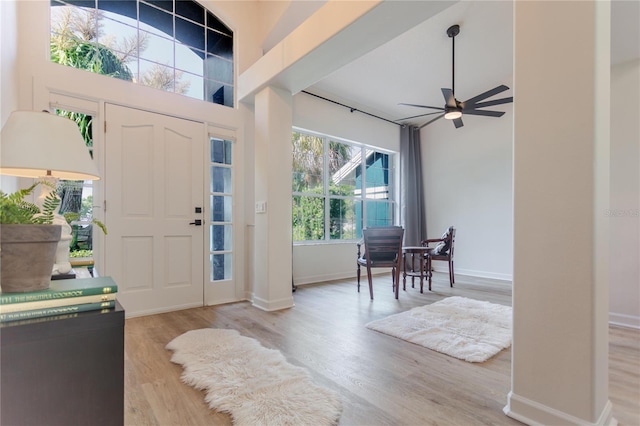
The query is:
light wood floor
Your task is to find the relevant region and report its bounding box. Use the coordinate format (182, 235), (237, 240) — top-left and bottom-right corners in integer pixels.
(124, 272), (640, 425)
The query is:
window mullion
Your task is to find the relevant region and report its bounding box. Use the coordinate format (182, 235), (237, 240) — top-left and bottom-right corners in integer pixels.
(360, 146), (366, 227)
(323, 137), (330, 241)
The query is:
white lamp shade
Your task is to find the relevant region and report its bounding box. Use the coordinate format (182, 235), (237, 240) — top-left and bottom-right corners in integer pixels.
(0, 111), (100, 180)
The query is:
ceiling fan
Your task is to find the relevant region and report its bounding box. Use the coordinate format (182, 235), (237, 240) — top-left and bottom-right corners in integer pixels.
(399, 24), (513, 129)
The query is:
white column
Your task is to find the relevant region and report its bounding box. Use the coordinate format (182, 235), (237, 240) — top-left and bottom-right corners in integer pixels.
(506, 1), (613, 425)
(252, 86), (294, 311)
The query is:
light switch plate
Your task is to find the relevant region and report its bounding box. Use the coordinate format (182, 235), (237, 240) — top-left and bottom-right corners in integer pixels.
(255, 201), (267, 213)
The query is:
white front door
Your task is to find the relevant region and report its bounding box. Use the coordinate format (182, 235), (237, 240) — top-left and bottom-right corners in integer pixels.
(104, 104), (205, 316)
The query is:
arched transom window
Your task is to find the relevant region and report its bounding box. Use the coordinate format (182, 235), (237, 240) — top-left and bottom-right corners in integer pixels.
(50, 0), (234, 106)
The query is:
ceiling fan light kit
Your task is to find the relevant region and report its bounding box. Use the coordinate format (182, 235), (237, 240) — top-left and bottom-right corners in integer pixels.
(444, 107), (462, 120)
(399, 24), (513, 129)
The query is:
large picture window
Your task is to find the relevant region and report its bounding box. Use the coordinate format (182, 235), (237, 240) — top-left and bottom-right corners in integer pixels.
(50, 0), (234, 106)
(292, 130), (396, 242)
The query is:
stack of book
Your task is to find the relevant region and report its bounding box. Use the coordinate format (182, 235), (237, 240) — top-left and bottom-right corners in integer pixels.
(0, 277), (117, 323)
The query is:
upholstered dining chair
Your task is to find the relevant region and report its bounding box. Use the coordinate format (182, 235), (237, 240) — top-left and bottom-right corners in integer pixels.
(356, 226), (405, 300)
(421, 226), (456, 286)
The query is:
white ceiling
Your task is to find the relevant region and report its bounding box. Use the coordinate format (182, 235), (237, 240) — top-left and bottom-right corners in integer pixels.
(275, 0), (639, 129)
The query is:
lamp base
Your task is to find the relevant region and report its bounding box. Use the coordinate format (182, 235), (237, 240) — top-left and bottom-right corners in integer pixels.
(36, 175), (74, 276)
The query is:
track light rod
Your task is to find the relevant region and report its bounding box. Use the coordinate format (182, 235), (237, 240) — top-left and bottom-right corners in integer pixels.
(301, 91), (402, 127)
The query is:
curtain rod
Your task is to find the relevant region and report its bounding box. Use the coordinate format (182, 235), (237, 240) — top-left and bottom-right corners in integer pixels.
(301, 90), (403, 127)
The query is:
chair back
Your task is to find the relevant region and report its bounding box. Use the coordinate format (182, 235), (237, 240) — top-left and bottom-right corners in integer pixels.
(448, 227), (456, 259)
(432, 226), (455, 259)
(362, 226), (404, 266)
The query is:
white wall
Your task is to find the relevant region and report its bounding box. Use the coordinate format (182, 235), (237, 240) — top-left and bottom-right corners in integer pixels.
(609, 58), (640, 329)
(0, 0), (17, 124)
(0, 0), (19, 194)
(291, 92), (399, 285)
(420, 97), (514, 280)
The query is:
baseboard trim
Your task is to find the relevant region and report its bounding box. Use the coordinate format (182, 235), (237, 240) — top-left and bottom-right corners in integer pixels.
(251, 294), (294, 311)
(434, 266), (512, 281)
(504, 392), (617, 426)
(608, 312), (640, 329)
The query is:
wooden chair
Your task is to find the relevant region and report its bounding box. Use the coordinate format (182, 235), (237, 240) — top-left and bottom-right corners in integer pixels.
(421, 226), (456, 286)
(357, 226), (404, 300)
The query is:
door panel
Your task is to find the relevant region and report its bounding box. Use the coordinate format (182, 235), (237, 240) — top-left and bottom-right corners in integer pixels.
(104, 104), (204, 316)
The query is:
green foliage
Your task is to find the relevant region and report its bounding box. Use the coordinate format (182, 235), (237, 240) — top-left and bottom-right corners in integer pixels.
(64, 211), (107, 235)
(69, 249), (93, 258)
(57, 110), (93, 150)
(291, 132), (351, 193)
(92, 219), (108, 235)
(51, 38), (133, 81)
(292, 132), (357, 241)
(81, 194), (93, 218)
(0, 182), (61, 225)
(50, 7), (190, 96)
(292, 184), (357, 241)
(63, 211), (80, 224)
(328, 185), (357, 240)
(293, 192), (324, 241)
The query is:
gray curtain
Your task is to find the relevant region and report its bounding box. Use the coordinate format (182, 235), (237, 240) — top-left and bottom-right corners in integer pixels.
(399, 125), (426, 246)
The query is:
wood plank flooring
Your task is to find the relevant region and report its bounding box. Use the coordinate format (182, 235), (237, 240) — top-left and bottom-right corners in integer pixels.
(124, 272), (640, 425)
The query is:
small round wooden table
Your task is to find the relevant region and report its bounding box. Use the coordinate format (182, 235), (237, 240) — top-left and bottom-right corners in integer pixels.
(402, 246), (434, 293)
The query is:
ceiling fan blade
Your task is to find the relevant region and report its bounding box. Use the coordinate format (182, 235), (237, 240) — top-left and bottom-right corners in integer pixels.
(464, 97), (513, 110)
(463, 109), (505, 117)
(419, 114), (445, 129)
(453, 118), (464, 128)
(399, 103), (444, 111)
(441, 88), (456, 107)
(463, 85), (510, 106)
(398, 111), (445, 121)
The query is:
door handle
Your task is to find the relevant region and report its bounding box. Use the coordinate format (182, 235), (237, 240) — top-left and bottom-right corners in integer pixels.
(189, 219), (202, 226)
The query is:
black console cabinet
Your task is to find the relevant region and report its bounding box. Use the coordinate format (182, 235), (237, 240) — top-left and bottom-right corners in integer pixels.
(1, 299), (124, 426)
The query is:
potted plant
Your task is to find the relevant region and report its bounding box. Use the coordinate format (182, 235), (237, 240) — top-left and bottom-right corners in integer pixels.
(0, 181), (62, 293)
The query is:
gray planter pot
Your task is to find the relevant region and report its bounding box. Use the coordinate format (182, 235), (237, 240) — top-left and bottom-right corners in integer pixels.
(0, 224), (62, 293)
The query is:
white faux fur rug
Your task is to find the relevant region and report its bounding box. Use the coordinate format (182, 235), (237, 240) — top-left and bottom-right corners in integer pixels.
(366, 296), (512, 362)
(166, 328), (342, 426)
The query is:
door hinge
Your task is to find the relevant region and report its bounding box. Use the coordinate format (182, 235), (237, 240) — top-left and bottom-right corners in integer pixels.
(103, 200), (107, 212)
(104, 121), (107, 133)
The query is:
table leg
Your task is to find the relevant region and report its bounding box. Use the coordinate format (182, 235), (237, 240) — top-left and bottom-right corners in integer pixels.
(427, 255), (432, 291)
(402, 253), (407, 291)
(419, 253), (424, 293)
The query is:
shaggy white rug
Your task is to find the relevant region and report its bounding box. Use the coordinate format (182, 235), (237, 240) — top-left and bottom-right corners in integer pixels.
(166, 328), (342, 426)
(366, 296), (512, 362)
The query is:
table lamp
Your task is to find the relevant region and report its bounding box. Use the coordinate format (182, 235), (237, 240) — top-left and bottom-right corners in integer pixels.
(1, 110), (101, 277)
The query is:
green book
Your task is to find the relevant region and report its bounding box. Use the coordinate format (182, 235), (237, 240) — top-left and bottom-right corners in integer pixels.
(0, 300), (116, 323)
(0, 277), (117, 305)
(0, 293), (116, 314)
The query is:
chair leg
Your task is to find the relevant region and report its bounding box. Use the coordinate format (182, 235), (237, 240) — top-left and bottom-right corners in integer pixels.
(393, 267), (400, 299)
(392, 266), (396, 292)
(402, 253), (407, 291)
(357, 264), (361, 292)
(366, 265), (374, 300)
(449, 260), (454, 287)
